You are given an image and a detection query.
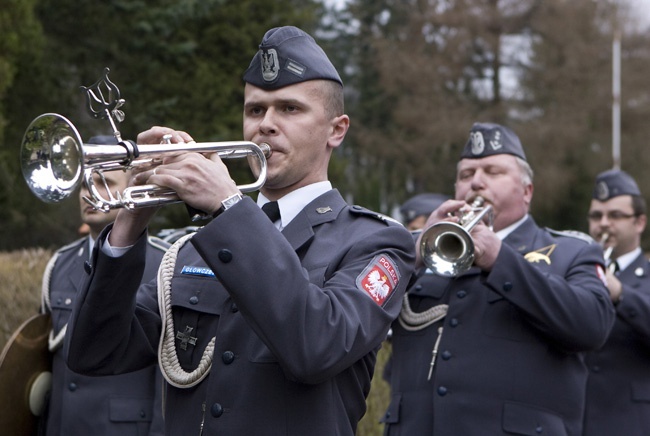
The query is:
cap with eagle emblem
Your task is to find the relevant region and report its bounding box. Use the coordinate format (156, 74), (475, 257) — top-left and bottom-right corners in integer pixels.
(243, 26), (342, 90)
(460, 122), (526, 161)
(592, 169), (641, 201)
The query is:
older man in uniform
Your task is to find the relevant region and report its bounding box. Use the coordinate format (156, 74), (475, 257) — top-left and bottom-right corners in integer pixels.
(382, 122), (615, 436)
(41, 136), (168, 435)
(584, 169), (650, 435)
(64, 27), (415, 436)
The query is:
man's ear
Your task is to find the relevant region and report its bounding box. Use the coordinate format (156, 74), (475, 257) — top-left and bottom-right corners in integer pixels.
(328, 114), (350, 149)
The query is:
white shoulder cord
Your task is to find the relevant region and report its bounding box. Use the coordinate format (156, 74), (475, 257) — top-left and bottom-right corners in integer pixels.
(40, 252), (66, 352)
(398, 293), (448, 380)
(158, 233), (215, 389)
(398, 293), (448, 331)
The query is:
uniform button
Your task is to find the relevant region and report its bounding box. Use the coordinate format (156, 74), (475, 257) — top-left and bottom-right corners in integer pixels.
(222, 351), (235, 364)
(211, 403), (224, 417)
(536, 426), (543, 433)
(457, 290), (467, 298)
(352, 205), (362, 210)
(384, 412), (391, 419)
(441, 350), (451, 360)
(230, 303), (239, 313)
(437, 386), (448, 396)
(84, 261), (92, 274)
(57, 298), (62, 304)
(592, 365), (600, 373)
(140, 410), (146, 418)
(189, 296), (199, 305)
(218, 249), (233, 263)
(414, 284), (423, 292)
(503, 282), (513, 291)
(65, 298), (72, 305)
(68, 383), (77, 391)
(449, 318), (459, 327)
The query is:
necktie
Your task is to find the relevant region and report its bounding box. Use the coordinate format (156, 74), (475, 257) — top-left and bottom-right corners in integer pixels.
(261, 201), (281, 222)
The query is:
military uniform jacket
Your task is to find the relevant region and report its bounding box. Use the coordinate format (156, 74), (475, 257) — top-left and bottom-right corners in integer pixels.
(44, 236), (167, 436)
(384, 216), (615, 436)
(584, 252), (650, 435)
(66, 191), (415, 436)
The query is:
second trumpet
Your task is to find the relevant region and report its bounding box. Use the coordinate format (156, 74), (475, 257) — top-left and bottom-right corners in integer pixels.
(420, 197), (493, 277)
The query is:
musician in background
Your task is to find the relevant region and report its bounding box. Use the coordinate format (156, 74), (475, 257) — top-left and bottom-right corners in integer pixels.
(382, 122), (615, 436)
(399, 193), (449, 232)
(64, 26), (415, 435)
(40, 135), (168, 436)
(584, 169), (650, 435)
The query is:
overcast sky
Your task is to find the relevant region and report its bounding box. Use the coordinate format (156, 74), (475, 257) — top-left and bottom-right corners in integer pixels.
(324, 0), (650, 27)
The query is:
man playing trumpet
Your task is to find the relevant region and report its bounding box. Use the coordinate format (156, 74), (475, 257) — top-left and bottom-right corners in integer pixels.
(383, 122), (615, 436)
(584, 169), (650, 435)
(64, 26), (415, 436)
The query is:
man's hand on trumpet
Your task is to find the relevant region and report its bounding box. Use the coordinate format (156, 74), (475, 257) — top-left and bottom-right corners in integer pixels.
(415, 198), (501, 272)
(109, 126), (241, 248)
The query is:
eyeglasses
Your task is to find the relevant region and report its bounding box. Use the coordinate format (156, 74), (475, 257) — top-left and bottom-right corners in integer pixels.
(587, 211), (637, 221)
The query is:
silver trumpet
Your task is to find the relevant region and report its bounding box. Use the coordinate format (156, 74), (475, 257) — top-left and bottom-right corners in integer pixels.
(20, 113), (271, 211)
(420, 197), (493, 277)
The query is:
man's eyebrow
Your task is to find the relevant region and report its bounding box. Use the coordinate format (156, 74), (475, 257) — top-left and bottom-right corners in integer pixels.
(244, 98), (304, 109)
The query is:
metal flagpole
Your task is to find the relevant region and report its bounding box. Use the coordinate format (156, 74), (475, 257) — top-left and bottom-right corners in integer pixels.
(612, 27), (621, 170)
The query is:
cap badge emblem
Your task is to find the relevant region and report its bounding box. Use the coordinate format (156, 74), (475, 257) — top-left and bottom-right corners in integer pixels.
(595, 181), (609, 201)
(469, 131), (485, 155)
(261, 48), (279, 82)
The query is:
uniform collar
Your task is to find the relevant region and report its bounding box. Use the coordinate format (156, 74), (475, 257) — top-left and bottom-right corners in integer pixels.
(614, 247), (642, 272)
(258, 181), (333, 230)
(495, 214), (529, 240)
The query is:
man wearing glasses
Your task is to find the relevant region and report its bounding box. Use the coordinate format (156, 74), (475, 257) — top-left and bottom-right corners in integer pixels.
(584, 169), (650, 435)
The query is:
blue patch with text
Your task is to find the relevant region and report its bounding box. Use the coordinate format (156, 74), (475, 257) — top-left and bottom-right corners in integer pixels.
(181, 266), (215, 277)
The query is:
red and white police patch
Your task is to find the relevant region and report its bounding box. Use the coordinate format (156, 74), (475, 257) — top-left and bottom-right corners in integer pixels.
(356, 254), (400, 306)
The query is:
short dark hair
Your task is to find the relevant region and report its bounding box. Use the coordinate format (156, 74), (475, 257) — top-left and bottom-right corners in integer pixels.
(632, 195), (647, 216)
(317, 80), (344, 119)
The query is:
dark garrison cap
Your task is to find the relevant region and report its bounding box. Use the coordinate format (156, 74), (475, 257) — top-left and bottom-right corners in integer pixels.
(460, 122), (526, 161)
(243, 26), (342, 90)
(400, 193), (449, 225)
(593, 169), (641, 201)
(87, 135), (118, 145)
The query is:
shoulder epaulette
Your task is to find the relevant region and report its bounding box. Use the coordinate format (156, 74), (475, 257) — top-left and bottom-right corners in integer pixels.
(547, 228), (595, 244)
(147, 235), (172, 251)
(349, 205), (404, 227)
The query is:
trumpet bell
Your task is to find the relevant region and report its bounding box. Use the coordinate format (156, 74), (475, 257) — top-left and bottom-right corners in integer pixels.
(21, 113), (84, 203)
(420, 221), (475, 277)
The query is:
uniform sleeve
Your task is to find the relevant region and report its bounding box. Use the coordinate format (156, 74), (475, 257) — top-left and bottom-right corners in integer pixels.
(485, 241), (615, 352)
(191, 198), (415, 384)
(65, 226), (161, 375)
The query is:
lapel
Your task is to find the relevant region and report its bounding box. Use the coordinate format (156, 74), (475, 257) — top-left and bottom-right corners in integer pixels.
(281, 189), (346, 252)
(65, 238), (90, 291)
(503, 216), (540, 255)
